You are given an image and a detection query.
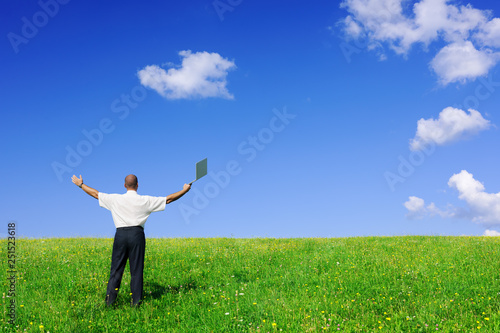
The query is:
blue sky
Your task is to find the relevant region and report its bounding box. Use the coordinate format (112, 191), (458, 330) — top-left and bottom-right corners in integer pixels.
(2, 0), (500, 238)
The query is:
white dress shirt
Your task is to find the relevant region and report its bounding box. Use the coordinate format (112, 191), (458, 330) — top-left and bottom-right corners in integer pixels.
(98, 190), (166, 228)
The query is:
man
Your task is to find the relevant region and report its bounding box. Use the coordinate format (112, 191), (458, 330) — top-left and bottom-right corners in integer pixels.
(71, 174), (191, 307)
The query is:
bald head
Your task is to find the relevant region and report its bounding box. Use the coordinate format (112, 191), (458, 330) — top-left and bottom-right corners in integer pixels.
(124, 174), (138, 190)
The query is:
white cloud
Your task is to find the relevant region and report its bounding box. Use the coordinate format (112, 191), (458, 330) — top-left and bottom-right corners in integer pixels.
(405, 171), (500, 226)
(448, 170), (500, 224)
(475, 18), (500, 48)
(484, 229), (500, 236)
(404, 195), (425, 211)
(410, 107), (490, 151)
(137, 50), (236, 100)
(343, 15), (364, 38)
(403, 196), (454, 219)
(340, 0), (500, 84)
(430, 41), (498, 85)
(404, 196), (426, 219)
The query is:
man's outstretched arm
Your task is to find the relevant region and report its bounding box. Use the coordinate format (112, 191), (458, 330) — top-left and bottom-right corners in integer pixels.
(166, 184), (191, 204)
(71, 175), (99, 199)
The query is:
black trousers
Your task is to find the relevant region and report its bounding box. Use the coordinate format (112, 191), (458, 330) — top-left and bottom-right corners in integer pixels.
(106, 226), (145, 306)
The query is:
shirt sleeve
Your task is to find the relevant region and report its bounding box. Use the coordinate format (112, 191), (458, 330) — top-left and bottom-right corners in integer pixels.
(98, 192), (113, 210)
(146, 196), (167, 213)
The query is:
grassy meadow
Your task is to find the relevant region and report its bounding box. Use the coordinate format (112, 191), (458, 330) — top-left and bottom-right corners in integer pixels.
(1, 236), (500, 332)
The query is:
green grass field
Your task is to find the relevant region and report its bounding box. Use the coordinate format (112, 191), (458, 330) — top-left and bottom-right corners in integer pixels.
(2, 236), (500, 332)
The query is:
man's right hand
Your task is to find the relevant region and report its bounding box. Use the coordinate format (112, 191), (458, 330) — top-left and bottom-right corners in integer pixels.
(183, 183), (191, 192)
(72, 175), (83, 187)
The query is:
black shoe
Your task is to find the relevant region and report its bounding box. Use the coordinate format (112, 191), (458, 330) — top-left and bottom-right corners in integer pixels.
(105, 295), (115, 307)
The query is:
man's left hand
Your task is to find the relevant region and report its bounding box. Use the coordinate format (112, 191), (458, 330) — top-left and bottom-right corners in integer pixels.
(72, 175), (83, 187)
